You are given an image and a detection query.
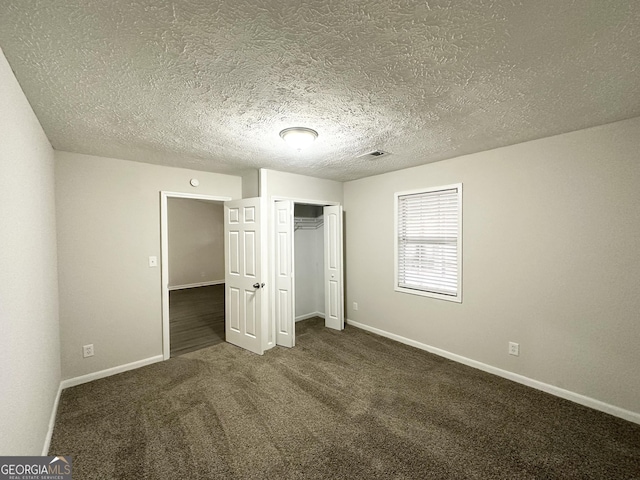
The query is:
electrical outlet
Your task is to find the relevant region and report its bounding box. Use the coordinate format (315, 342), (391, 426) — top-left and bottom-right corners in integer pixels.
(353, 302), (358, 311)
(508, 342), (520, 356)
(83, 344), (94, 358)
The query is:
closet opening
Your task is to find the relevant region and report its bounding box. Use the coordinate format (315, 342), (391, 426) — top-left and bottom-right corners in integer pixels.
(294, 204), (325, 326)
(272, 199), (344, 349)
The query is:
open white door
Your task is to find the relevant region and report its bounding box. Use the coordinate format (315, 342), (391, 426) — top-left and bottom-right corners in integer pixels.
(274, 200), (295, 347)
(324, 205), (344, 330)
(225, 198), (264, 355)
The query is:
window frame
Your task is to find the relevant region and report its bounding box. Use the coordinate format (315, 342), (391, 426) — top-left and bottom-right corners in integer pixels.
(394, 183), (463, 303)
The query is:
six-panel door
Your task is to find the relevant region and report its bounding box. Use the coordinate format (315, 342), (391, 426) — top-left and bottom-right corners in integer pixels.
(224, 198), (263, 355)
(324, 205), (344, 331)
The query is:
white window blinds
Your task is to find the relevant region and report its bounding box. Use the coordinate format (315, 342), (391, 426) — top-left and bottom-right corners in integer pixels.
(396, 184), (462, 301)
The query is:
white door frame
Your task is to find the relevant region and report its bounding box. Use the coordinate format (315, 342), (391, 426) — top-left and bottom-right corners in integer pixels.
(268, 196), (341, 349)
(160, 191), (232, 360)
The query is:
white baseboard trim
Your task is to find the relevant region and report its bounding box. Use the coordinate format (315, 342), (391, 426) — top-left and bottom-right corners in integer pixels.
(44, 355), (164, 453)
(60, 355), (164, 390)
(296, 312), (325, 322)
(346, 319), (640, 425)
(168, 280), (224, 291)
(42, 383), (63, 455)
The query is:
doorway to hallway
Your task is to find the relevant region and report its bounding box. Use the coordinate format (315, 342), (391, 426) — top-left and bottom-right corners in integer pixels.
(160, 191), (231, 360)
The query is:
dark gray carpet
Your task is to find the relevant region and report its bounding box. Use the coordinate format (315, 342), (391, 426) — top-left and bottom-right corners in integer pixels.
(50, 318), (640, 479)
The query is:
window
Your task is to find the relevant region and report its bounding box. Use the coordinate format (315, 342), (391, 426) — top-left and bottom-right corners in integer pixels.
(395, 184), (462, 302)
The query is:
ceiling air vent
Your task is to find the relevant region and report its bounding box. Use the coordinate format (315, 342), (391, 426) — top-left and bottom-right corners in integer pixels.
(359, 150), (391, 160)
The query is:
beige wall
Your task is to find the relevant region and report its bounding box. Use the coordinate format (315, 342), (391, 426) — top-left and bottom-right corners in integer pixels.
(55, 151), (242, 379)
(241, 169), (260, 198)
(0, 48), (60, 455)
(261, 168), (343, 203)
(168, 198), (224, 287)
(344, 116), (640, 415)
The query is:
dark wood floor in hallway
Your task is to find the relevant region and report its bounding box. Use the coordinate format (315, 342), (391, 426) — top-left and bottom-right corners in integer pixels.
(169, 284), (224, 357)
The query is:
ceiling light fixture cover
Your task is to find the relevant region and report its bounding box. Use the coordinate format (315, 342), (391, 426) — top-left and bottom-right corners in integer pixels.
(279, 127), (318, 151)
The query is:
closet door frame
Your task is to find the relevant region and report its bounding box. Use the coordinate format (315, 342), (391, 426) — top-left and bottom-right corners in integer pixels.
(269, 196), (341, 349)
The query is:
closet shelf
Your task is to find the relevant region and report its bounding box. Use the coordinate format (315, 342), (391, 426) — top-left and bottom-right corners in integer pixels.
(294, 217), (323, 231)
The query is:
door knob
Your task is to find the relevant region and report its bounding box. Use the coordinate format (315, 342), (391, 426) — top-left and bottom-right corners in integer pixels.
(253, 282), (265, 289)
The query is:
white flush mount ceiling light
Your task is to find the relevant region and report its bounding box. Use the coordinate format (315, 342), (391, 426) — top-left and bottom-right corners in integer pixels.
(279, 127), (318, 151)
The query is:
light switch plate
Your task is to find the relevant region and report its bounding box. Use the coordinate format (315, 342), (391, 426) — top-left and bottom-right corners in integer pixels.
(148, 256), (158, 267)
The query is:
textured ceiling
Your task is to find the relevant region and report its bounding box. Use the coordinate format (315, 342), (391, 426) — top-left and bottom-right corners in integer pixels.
(1, 1), (639, 181)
